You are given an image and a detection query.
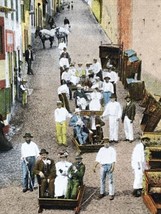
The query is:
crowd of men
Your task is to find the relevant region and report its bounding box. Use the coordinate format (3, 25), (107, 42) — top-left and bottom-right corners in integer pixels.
(54, 40), (137, 146)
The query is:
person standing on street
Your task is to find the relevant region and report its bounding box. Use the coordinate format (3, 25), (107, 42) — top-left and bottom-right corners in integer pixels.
(93, 138), (116, 200)
(0, 114), (13, 151)
(21, 133), (40, 192)
(131, 136), (150, 197)
(20, 79), (28, 107)
(34, 149), (56, 198)
(54, 101), (72, 146)
(122, 95), (136, 143)
(101, 94), (122, 143)
(25, 45), (34, 75)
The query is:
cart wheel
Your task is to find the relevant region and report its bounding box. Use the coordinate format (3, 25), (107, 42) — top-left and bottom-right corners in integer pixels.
(38, 207), (43, 213)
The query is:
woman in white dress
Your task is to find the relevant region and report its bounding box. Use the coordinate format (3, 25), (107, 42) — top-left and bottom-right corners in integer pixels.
(89, 87), (102, 111)
(54, 151), (72, 198)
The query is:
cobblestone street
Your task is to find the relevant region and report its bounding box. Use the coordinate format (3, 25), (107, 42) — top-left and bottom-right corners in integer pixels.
(0, 1), (150, 214)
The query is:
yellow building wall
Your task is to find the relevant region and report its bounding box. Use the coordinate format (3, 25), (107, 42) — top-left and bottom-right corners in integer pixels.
(91, 0), (101, 22)
(101, 0), (118, 44)
(0, 61), (5, 79)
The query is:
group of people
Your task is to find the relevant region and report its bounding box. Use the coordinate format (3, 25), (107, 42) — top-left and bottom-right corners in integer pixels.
(54, 42), (137, 145)
(21, 132), (85, 199)
(93, 135), (150, 200)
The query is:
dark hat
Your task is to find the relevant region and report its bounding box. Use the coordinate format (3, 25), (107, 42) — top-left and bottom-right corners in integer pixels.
(141, 136), (150, 141)
(110, 94), (116, 99)
(104, 76), (110, 80)
(58, 150), (69, 158)
(39, 149), (49, 155)
(75, 155), (83, 160)
(23, 133), (33, 138)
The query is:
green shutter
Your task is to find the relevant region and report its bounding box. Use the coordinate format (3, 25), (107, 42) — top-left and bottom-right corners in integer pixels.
(5, 88), (11, 114)
(0, 89), (5, 116)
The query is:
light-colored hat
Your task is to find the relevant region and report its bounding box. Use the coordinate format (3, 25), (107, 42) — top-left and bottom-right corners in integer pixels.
(104, 76), (110, 80)
(58, 150), (69, 158)
(107, 64), (113, 68)
(75, 155), (83, 160)
(74, 108), (81, 113)
(57, 101), (63, 105)
(77, 84), (82, 88)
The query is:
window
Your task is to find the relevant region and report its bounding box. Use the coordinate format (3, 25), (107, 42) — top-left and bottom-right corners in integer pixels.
(4, 0), (8, 18)
(0, 18), (5, 60)
(11, 0), (14, 20)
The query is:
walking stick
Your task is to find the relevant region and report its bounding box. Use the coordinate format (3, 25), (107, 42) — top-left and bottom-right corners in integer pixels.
(24, 159), (34, 190)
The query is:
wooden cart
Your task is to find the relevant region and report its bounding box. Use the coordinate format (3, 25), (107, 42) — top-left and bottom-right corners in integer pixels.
(38, 185), (85, 213)
(143, 170), (161, 214)
(99, 43), (123, 75)
(72, 110), (104, 154)
(72, 137), (104, 154)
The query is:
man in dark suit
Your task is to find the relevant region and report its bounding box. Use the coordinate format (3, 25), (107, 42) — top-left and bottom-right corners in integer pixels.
(25, 45), (34, 75)
(122, 95), (136, 143)
(34, 149), (56, 197)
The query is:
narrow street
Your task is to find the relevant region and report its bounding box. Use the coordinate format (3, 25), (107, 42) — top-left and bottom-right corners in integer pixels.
(0, 1), (150, 214)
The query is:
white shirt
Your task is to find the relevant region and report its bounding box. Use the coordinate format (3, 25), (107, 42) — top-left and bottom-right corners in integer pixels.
(21, 141), (39, 158)
(61, 71), (71, 82)
(96, 146), (116, 164)
(102, 101), (122, 119)
(102, 81), (114, 93)
(131, 142), (145, 170)
(91, 61), (102, 74)
(57, 84), (69, 95)
(54, 107), (72, 122)
(104, 71), (119, 84)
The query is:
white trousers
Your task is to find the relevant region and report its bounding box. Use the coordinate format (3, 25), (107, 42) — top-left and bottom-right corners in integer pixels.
(109, 116), (119, 141)
(124, 116), (134, 141)
(133, 168), (143, 189)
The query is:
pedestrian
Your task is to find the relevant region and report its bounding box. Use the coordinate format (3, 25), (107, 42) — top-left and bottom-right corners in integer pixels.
(91, 58), (103, 80)
(64, 17), (70, 26)
(48, 16), (55, 29)
(131, 136), (150, 197)
(70, 1), (74, 10)
(25, 45), (34, 75)
(34, 149), (56, 198)
(102, 76), (114, 105)
(0, 114), (13, 152)
(54, 150), (72, 198)
(122, 95), (136, 143)
(20, 79), (28, 107)
(69, 108), (88, 145)
(21, 133), (40, 192)
(66, 155), (85, 199)
(93, 138), (116, 200)
(54, 101), (72, 146)
(57, 80), (71, 112)
(101, 94), (122, 143)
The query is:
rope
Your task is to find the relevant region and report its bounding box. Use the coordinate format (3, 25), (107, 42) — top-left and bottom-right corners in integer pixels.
(81, 187), (99, 207)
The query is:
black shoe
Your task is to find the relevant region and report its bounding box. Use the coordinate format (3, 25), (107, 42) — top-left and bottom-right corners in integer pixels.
(98, 193), (105, 199)
(22, 188), (28, 193)
(29, 188), (33, 192)
(113, 141), (118, 143)
(109, 195), (114, 200)
(125, 139), (129, 142)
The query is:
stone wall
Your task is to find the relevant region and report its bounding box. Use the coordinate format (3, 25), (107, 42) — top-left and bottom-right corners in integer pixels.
(132, 0), (161, 90)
